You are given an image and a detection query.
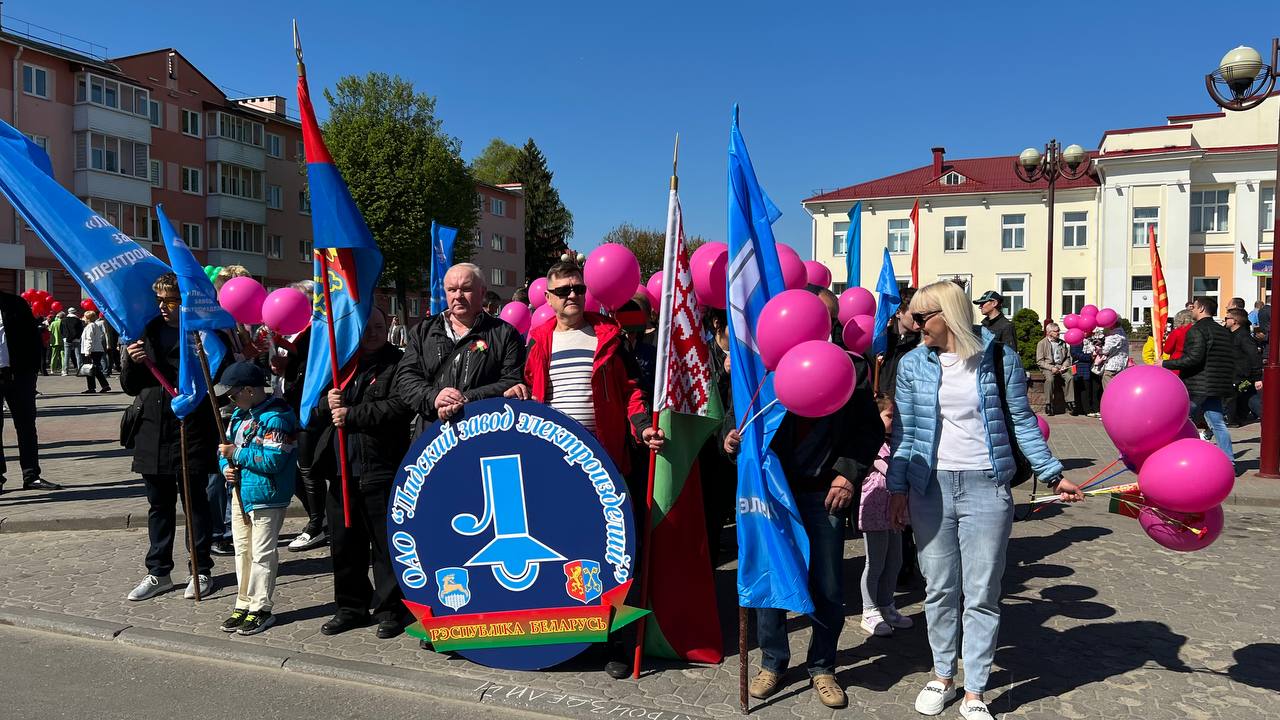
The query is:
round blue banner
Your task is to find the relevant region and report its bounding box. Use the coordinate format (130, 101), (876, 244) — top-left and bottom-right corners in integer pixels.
(387, 398), (638, 670)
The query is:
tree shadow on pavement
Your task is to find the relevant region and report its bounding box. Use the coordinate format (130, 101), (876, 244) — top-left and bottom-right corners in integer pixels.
(0, 479), (144, 507)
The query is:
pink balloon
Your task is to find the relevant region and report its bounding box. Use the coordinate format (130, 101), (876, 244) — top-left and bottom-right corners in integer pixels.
(774, 340), (856, 418)
(531, 303), (556, 329)
(1080, 304), (1099, 318)
(646, 272), (664, 303)
(1062, 313), (1079, 330)
(529, 277), (549, 309)
(1037, 414), (1050, 441)
(218, 276), (267, 324)
(1138, 504), (1223, 552)
(690, 242), (728, 310)
(1095, 308), (1119, 329)
(636, 283), (658, 312)
(1076, 315), (1097, 334)
(1124, 419), (1199, 472)
(261, 288), (312, 335)
(775, 245), (807, 291)
(1100, 366), (1190, 458)
(1138, 438), (1235, 513)
(499, 301), (532, 335)
(1063, 328), (1085, 346)
(756, 290), (833, 371)
(584, 243), (641, 310)
(838, 287), (877, 326)
(804, 260), (832, 289)
(841, 314), (875, 356)
(583, 290), (604, 314)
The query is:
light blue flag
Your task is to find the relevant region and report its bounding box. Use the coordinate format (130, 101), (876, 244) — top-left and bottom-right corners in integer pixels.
(157, 205), (232, 419)
(844, 201), (862, 288)
(871, 248), (901, 356)
(430, 221), (459, 315)
(726, 105), (813, 615)
(0, 118), (168, 341)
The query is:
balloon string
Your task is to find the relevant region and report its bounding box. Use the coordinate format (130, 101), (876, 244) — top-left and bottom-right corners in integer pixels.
(738, 399), (779, 435)
(1080, 467), (1129, 492)
(735, 372), (772, 434)
(1032, 456), (1123, 513)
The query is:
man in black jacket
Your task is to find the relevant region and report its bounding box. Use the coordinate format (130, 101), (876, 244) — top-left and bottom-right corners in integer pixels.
(59, 307), (84, 376)
(973, 291), (1016, 348)
(1224, 307), (1263, 425)
(395, 263), (524, 429)
(1164, 296), (1236, 461)
(0, 289), (56, 493)
(317, 307), (416, 639)
(877, 288), (920, 398)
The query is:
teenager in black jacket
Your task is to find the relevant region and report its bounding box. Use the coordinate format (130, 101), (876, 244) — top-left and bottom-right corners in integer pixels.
(1164, 296), (1236, 461)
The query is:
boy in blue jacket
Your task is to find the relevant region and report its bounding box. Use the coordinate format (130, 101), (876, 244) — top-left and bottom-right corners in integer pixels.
(217, 362), (299, 635)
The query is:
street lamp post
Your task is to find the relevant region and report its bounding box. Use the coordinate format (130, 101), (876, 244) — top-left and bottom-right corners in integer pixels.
(1206, 39), (1280, 478)
(1014, 141), (1091, 324)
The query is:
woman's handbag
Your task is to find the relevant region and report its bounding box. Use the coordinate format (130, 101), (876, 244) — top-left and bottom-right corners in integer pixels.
(77, 362), (96, 377)
(119, 396), (145, 449)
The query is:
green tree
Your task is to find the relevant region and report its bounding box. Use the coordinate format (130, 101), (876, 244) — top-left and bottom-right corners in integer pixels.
(318, 72), (476, 311)
(599, 223), (707, 279)
(1012, 307), (1042, 371)
(512, 139), (573, 279)
(471, 138), (522, 185)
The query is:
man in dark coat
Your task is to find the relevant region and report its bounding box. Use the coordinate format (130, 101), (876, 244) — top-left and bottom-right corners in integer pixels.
(59, 307), (84, 375)
(1164, 296), (1236, 461)
(0, 289), (56, 493)
(973, 290), (1016, 348)
(316, 308), (416, 639)
(121, 273), (222, 601)
(1225, 307), (1263, 425)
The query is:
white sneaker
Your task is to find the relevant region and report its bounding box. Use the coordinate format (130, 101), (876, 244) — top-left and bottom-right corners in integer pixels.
(860, 611), (892, 637)
(287, 529), (326, 552)
(958, 698), (993, 719)
(882, 606), (914, 629)
(183, 574), (213, 600)
(127, 574), (173, 601)
(914, 680), (956, 715)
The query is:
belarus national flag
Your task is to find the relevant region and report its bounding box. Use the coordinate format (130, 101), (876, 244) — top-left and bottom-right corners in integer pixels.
(296, 62), (385, 422)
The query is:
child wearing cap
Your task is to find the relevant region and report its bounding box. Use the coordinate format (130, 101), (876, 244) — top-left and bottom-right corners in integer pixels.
(216, 361), (299, 635)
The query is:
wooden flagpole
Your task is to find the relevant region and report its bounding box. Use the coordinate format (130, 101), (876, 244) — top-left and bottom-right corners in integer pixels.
(739, 606), (750, 714)
(178, 420), (201, 601)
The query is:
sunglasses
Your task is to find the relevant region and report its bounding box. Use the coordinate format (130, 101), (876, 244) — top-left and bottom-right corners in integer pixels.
(911, 309), (942, 327)
(547, 283), (588, 299)
(156, 297), (180, 309)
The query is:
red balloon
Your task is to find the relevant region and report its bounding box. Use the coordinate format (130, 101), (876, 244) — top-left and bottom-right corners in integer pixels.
(29, 300), (47, 317)
(81, 299), (97, 312)
(49, 301), (63, 313)
(21, 289), (36, 301)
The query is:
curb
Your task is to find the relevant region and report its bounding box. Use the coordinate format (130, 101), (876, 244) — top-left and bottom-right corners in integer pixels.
(0, 505), (309, 534)
(0, 603), (713, 720)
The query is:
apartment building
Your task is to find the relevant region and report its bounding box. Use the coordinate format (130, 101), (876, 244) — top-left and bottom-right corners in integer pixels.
(471, 181), (526, 300)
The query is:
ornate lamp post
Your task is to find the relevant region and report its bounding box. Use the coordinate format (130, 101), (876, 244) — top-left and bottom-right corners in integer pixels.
(1206, 39), (1280, 477)
(1014, 140), (1091, 324)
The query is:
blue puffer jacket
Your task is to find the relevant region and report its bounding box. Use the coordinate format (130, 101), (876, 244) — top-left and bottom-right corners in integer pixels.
(218, 397), (299, 513)
(887, 334), (1063, 495)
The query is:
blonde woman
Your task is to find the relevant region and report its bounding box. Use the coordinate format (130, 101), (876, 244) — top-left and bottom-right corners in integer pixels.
(79, 310), (110, 393)
(887, 281), (1082, 719)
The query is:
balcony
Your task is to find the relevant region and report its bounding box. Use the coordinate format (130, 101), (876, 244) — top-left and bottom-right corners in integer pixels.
(207, 194), (266, 225)
(0, 241), (25, 270)
(73, 170), (152, 206)
(206, 138), (265, 171)
(205, 249), (267, 277)
(72, 104), (150, 144)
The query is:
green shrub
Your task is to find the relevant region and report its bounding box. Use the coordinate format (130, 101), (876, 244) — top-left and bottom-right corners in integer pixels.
(1012, 308), (1042, 371)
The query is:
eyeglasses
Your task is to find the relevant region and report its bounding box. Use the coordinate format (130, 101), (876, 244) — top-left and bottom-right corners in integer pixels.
(547, 284), (588, 299)
(156, 297), (180, 309)
(911, 309), (942, 327)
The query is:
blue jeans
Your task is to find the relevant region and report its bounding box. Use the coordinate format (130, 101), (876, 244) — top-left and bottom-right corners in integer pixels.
(1191, 398), (1234, 460)
(756, 491), (846, 677)
(206, 473), (232, 543)
(910, 469), (1013, 694)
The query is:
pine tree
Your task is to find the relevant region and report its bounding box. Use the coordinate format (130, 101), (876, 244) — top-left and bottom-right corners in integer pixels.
(511, 139), (573, 279)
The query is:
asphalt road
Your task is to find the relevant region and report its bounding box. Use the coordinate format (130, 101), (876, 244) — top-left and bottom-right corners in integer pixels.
(0, 624), (543, 720)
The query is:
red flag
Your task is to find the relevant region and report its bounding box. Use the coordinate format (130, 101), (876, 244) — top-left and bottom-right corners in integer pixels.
(1149, 224), (1168, 342)
(909, 199), (920, 287)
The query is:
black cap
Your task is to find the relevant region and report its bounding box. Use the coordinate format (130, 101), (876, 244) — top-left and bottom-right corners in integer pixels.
(973, 290), (1003, 306)
(216, 361), (269, 395)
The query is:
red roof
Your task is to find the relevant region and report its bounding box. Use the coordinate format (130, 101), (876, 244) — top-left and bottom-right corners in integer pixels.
(803, 152), (1100, 204)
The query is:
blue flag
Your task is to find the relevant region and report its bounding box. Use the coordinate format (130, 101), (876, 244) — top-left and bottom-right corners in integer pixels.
(430, 221), (458, 315)
(871, 248), (902, 356)
(297, 72), (385, 423)
(726, 106), (813, 615)
(844, 201), (862, 288)
(156, 205), (232, 419)
(0, 118), (168, 341)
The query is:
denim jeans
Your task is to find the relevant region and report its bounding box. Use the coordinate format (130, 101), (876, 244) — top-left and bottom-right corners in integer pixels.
(756, 491), (846, 677)
(206, 473), (233, 543)
(1191, 397), (1234, 460)
(910, 469), (1013, 694)
(860, 529), (902, 612)
(64, 341), (81, 373)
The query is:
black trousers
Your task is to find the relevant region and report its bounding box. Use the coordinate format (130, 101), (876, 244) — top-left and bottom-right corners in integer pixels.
(327, 480), (403, 620)
(293, 430), (328, 534)
(85, 352), (110, 391)
(1073, 375), (1100, 415)
(143, 473), (214, 577)
(0, 371), (41, 483)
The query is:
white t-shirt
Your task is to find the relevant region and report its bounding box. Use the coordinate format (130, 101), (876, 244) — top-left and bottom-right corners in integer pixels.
(935, 352), (992, 471)
(548, 326), (597, 431)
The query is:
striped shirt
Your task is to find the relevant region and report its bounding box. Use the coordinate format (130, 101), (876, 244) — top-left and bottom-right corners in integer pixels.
(548, 327), (597, 431)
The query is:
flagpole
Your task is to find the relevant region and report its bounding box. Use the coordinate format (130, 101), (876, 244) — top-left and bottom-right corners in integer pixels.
(195, 333), (247, 525)
(178, 420), (201, 601)
(739, 606), (750, 714)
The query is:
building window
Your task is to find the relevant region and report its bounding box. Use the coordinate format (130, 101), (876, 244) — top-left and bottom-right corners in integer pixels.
(940, 273), (973, 301)
(181, 109), (201, 137)
(210, 112), (264, 147)
(1133, 207), (1158, 246)
(149, 159), (162, 187)
(489, 267), (504, 286)
(298, 190), (311, 214)
(1191, 189), (1229, 233)
(148, 100), (162, 128)
(87, 198), (151, 242)
(23, 269), (52, 292)
(266, 185), (282, 210)
(491, 233), (505, 252)
(266, 234), (283, 259)
(217, 219), (265, 254)
(1131, 276), (1153, 325)
(998, 275), (1028, 315)
(940, 171), (965, 185)
(77, 132), (150, 180)
(1263, 187), (1275, 231)
(75, 73), (148, 116)
(1191, 276), (1220, 307)
(490, 197), (506, 216)
(472, 227), (482, 248)
(209, 162), (264, 200)
(888, 218), (910, 253)
(181, 166), (203, 195)
(181, 223), (202, 250)
(1063, 211), (1088, 248)
(1001, 214), (1025, 251)
(1061, 277), (1086, 315)
(298, 238), (313, 263)
(295, 140), (304, 160)
(408, 297), (421, 317)
(22, 64), (49, 98)
(266, 133), (283, 158)
(25, 134), (48, 152)
(831, 221), (849, 256)
(943, 216), (966, 252)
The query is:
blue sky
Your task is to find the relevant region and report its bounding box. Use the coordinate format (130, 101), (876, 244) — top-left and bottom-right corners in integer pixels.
(23, 1), (1280, 257)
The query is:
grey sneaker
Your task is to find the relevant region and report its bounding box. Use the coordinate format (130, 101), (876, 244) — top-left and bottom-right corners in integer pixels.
(127, 574), (173, 601)
(183, 574), (213, 600)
